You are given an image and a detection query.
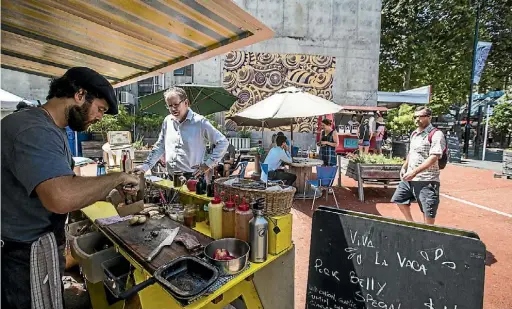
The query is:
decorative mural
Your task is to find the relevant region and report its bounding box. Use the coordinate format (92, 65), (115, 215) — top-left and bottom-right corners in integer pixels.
(223, 51), (336, 132)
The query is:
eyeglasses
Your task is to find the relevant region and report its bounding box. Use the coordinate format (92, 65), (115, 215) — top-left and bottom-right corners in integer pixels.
(166, 98), (187, 110)
(414, 114), (430, 119)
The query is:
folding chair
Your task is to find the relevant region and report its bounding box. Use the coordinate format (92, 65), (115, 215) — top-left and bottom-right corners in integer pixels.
(260, 163), (284, 187)
(305, 166), (339, 210)
(231, 161), (248, 179)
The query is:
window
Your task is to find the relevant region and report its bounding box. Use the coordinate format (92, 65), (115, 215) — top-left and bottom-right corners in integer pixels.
(174, 64), (193, 76)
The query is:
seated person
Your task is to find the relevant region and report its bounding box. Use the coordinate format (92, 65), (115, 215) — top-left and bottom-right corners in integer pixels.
(261, 136), (297, 186)
(216, 143), (236, 177)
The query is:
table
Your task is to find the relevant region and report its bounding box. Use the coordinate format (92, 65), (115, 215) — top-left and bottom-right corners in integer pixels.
(288, 157), (324, 199)
(80, 180), (295, 309)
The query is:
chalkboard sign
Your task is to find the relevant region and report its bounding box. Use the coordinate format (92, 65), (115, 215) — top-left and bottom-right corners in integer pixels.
(446, 135), (461, 163)
(306, 207), (485, 309)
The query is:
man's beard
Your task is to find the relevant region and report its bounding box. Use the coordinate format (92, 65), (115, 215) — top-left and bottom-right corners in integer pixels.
(67, 102), (92, 132)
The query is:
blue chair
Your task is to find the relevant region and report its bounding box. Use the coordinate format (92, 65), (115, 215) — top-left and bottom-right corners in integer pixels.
(231, 161), (248, 179)
(260, 163), (284, 187)
(305, 166), (339, 210)
(291, 146), (299, 157)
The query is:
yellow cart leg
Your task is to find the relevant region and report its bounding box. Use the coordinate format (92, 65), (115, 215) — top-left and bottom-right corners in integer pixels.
(198, 279), (263, 309)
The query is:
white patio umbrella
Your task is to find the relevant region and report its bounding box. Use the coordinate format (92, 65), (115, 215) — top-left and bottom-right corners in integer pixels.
(0, 88), (29, 110)
(229, 87), (343, 127)
(228, 86), (343, 142)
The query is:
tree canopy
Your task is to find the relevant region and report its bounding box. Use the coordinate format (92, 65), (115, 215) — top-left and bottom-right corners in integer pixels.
(379, 0), (512, 114)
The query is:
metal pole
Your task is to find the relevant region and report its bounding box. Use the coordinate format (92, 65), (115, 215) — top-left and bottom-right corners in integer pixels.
(482, 104), (490, 161)
(474, 105), (483, 156)
(74, 131), (78, 157)
(463, 0), (481, 158)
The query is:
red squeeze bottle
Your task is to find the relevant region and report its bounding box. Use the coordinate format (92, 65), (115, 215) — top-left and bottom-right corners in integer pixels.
(235, 196), (253, 242)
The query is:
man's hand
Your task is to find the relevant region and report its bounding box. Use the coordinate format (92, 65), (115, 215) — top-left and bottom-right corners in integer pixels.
(116, 172), (140, 200)
(130, 166), (145, 175)
(402, 170), (417, 181)
(192, 163), (211, 177)
(400, 166), (407, 179)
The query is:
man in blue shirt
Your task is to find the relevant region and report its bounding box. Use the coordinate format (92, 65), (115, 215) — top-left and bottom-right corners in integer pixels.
(261, 135), (297, 185)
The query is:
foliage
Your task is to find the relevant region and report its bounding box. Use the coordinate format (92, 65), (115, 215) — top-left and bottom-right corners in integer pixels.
(348, 153), (404, 164)
(386, 105), (416, 138)
(489, 102), (512, 136)
(380, 0), (512, 114)
(238, 128), (252, 138)
(205, 114), (226, 135)
(88, 106), (164, 140)
(132, 134), (151, 150)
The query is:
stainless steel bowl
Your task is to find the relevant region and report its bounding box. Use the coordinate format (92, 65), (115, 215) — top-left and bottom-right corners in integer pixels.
(204, 238), (250, 275)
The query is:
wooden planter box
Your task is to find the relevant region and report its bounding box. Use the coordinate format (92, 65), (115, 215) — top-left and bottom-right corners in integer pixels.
(346, 161), (402, 181)
(346, 160), (402, 202)
(134, 149), (151, 163)
(503, 149), (512, 176)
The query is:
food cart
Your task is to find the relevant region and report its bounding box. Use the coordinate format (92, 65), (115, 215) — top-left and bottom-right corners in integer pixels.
(77, 175), (295, 309)
(1, 1), (294, 308)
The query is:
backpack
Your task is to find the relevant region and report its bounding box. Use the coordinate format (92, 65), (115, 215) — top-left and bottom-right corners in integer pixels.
(380, 125), (388, 140)
(411, 128), (448, 169)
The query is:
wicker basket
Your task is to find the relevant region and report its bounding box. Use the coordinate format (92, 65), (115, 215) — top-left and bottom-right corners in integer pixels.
(214, 177), (295, 216)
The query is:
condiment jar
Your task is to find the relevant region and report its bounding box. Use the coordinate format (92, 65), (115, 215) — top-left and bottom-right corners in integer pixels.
(235, 196), (253, 242)
(222, 194), (236, 238)
(184, 204), (196, 228)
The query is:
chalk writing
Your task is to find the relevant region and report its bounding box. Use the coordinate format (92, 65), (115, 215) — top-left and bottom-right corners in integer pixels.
(354, 291), (402, 309)
(314, 258), (341, 281)
(349, 230), (375, 248)
(349, 271), (387, 296)
(375, 251), (389, 266)
(419, 247), (457, 270)
(308, 285), (358, 309)
(424, 298), (458, 309)
(397, 252), (428, 275)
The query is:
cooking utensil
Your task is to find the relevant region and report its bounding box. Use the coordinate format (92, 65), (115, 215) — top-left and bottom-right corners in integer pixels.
(154, 256), (219, 300)
(147, 227), (180, 262)
(204, 238), (250, 275)
(107, 256), (218, 302)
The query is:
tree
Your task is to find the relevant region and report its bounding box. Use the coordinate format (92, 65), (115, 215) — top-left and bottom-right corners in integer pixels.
(386, 104), (416, 139)
(380, 0), (512, 114)
(489, 101), (512, 147)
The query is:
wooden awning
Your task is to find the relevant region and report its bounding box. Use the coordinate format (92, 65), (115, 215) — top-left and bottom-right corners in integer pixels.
(1, 0), (273, 87)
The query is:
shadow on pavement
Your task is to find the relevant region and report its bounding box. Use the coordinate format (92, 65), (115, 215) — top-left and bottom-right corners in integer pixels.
(485, 250), (498, 266)
(291, 184), (397, 218)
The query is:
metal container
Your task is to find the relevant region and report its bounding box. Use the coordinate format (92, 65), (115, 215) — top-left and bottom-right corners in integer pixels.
(249, 198), (268, 263)
(204, 238), (250, 275)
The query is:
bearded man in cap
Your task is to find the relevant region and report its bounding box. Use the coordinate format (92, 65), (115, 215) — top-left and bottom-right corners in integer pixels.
(1, 67), (139, 308)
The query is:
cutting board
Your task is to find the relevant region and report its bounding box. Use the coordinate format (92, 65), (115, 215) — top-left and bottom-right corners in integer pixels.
(101, 217), (213, 273)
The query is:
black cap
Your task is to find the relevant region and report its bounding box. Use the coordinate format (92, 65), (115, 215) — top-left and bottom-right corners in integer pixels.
(63, 67), (118, 115)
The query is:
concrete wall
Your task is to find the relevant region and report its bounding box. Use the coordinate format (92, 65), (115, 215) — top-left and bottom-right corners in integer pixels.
(193, 0), (382, 107)
(1, 69), (50, 102)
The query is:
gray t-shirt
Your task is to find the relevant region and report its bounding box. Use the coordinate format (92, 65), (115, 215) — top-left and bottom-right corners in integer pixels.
(1, 108), (75, 244)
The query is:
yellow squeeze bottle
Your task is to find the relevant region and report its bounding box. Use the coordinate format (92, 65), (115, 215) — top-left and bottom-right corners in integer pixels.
(208, 192), (224, 239)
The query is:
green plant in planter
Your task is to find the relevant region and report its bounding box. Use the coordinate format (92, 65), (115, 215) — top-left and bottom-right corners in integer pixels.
(238, 128), (252, 138)
(349, 153), (404, 164)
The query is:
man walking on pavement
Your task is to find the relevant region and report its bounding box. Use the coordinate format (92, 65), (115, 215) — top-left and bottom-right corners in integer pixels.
(1, 67), (140, 309)
(391, 106), (446, 225)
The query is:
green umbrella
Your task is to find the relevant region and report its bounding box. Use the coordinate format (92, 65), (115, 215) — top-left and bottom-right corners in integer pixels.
(138, 84), (237, 116)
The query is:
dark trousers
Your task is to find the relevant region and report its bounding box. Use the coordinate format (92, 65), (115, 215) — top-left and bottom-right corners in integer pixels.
(2, 241), (33, 309)
(268, 169), (297, 186)
(1, 240), (66, 309)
